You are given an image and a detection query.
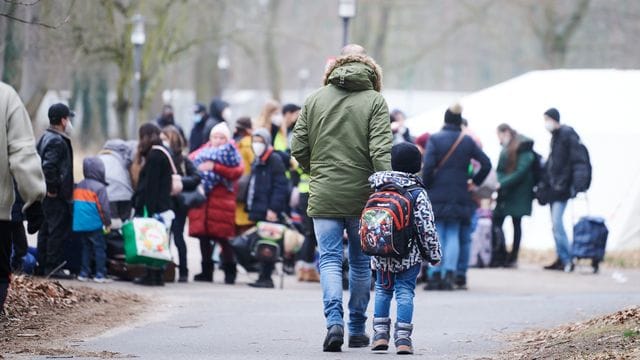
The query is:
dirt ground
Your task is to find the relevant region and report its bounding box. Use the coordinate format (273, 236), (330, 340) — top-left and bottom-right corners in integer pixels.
(500, 306), (640, 360)
(0, 276), (145, 358)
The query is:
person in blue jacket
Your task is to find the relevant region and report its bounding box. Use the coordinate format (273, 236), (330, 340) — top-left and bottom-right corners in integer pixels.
(245, 128), (289, 288)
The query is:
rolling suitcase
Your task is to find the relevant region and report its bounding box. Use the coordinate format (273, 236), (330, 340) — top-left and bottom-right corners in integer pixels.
(572, 216), (608, 273)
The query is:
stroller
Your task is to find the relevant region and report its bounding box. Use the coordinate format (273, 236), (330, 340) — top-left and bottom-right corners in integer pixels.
(230, 213), (304, 289)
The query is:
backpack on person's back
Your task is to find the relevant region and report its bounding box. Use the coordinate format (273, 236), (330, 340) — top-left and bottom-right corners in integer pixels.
(359, 183), (422, 259)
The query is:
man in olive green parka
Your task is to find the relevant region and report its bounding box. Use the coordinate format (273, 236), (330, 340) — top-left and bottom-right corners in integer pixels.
(291, 45), (392, 352)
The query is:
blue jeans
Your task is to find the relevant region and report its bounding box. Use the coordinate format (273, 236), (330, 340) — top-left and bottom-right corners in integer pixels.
(374, 264), (420, 324)
(313, 217), (370, 336)
(429, 220), (461, 276)
(79, 230), (106, 278)
(457, 212), (478, 277)
(551, 201), (571, 264)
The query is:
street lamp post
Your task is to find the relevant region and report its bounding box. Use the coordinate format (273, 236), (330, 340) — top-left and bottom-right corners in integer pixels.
(129, 14), (145, 140)
(338, 0), (356, 48)
(217, 48), (230, 97)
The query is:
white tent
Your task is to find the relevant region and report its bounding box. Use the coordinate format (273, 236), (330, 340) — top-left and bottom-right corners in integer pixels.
(407, 69), (640, 250)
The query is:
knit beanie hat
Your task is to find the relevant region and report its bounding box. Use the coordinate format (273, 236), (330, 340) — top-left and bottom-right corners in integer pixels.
(253, 127), (272, 145)
(391, 143), (422, 174)
(210, 122), (231, 140)
(544, 108), (560, 122)
(444, 103), (463, 126)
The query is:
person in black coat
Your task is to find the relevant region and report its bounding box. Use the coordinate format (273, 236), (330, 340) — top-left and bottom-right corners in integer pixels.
(161, 125), (201, 282)
(188, 103), (210, 153)
(36, 103), (75, 279)
(422, 104), (491, 290)
(132, 123), (174, 286)
(246, 128), (289, 288)
(540, 108), (587, 272)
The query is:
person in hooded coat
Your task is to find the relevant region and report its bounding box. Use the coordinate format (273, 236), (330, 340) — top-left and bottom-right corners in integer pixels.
(291, 44), (392, 352)
(493, 124), (536, 267)
(73, 157), (112, 283)
(98, 139), (135, 221)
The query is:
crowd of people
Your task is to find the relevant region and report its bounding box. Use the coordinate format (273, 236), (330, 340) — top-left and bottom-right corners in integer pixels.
(1, 42), (592, 354)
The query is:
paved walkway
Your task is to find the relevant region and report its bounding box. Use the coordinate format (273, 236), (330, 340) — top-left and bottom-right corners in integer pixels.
(17, 262), (639, 360)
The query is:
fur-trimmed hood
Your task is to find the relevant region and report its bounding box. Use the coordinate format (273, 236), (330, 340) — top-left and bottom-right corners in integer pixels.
(323, 54), (383, 92)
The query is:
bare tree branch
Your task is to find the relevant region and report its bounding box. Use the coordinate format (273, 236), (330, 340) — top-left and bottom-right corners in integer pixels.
(2, 0), (41, 6)
(0, 0), (74, 29)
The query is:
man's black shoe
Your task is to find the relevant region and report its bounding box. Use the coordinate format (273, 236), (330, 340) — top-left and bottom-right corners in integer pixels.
(248, 278), (275, 288)
(543, 259), (564, 271)
(323, 324), (344, 352)
(348, 334), (370, 348)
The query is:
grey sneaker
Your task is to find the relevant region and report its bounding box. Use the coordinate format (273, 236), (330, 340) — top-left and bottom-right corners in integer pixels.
(94, 276), (113, 283)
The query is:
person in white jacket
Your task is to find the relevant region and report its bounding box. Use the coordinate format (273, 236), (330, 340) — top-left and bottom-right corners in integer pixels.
(0, 81), (46, 311)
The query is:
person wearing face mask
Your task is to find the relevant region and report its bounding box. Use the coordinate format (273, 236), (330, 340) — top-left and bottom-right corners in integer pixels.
(35, 103), (76, 279)
(493, 124), (536, 268)
(254, 100), (281, 142)
(245, 128), (289, 288)
(188, 103), (210, 153)
(540, 107), (590, 272)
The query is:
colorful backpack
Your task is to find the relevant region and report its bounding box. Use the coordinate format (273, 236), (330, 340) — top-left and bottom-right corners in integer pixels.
(359, 184), (418, 258)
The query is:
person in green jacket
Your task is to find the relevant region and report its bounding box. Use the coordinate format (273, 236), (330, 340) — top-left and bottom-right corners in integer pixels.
(291, 44), (392, 352)
(494, 124), (536, 267)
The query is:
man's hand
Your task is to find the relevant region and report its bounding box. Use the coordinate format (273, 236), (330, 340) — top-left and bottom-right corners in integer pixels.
(46, 192), (57, 198)
(24, 201), (44, 234)
(266, 209), (278, 222)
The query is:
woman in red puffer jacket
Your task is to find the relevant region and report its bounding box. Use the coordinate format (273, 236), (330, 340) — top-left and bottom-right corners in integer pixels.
(188, 123), (243, 284)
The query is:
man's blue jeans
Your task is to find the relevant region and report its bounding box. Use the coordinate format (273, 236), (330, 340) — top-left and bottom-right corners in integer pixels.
(551, 201), (571, 265)
(79, 230), (106, 278)
(313, 217), (370, 336)
(429, 220), (461, 276)
(374, 264), (420, 324)
(457, 212), (478, 277)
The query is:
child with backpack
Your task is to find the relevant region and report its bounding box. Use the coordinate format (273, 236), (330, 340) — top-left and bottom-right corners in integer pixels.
(73, 157), (112, 283)
(362, 143), (441, 354)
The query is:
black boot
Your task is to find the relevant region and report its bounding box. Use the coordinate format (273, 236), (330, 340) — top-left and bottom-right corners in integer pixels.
(178, 269), (189, 283)
(133, 269), (155, 286)
(249, 263), (274, 288)
(194, 261), (213, 282)
(154, 269), (165, 286)
(454, 274), (468, 290)
(0, 282), (8, 313)
(423, 272), (441, 291)
(223, 263), (237, 285)
(441, 272), (454, 291)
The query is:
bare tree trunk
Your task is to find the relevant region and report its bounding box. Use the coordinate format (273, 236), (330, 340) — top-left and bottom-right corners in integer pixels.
(371, 2), (392, 66)
(531, 0), (591, 68)
(264, 0), (282, 102)
(2, 3), (22, 89)
(19, 0), (48, 118)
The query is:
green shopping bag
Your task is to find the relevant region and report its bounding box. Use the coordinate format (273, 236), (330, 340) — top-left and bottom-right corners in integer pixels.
(122, 208), (172, 267)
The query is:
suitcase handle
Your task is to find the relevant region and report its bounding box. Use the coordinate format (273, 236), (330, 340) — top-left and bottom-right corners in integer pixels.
(571, 193), (591, 225)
